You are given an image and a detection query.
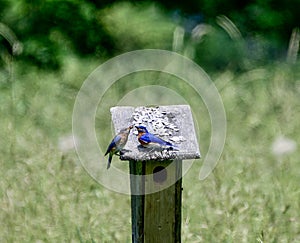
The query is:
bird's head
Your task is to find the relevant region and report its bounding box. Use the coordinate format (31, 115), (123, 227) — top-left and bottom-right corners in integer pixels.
(120, 125), (133, 134)
(135, 125), (148, 134)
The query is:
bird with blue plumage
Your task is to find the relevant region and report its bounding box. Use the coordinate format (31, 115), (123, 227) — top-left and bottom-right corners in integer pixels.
(105, 125), (133, 169)
(135, 125), (178, 151)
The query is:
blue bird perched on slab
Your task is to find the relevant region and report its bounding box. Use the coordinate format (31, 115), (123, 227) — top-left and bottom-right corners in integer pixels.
(105, 125), (133, 169)
(135, 125), (178, 150)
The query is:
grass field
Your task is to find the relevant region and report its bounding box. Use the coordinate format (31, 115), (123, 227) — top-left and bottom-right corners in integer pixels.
(0, 56), (299, 242)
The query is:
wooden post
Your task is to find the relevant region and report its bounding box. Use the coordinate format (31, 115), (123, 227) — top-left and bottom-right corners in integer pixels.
(129, 160), (145, 242)
(111, 105), (200, 243)
(143, 159), (182, 242)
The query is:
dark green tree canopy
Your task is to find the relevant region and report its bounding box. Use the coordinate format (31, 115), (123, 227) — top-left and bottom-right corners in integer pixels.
(1, 0), (299, 69)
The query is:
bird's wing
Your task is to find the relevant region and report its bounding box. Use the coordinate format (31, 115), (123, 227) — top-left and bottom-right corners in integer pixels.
(139, 133), (151, 144)
(140, 133), (171, 146)
(105, 135), (122, 155)
(113, 134), (124, 148)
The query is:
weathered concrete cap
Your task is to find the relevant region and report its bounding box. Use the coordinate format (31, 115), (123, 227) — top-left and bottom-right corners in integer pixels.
(110, 105), (201, 161)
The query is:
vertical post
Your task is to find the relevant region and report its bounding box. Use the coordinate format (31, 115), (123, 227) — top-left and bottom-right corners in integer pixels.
(130, 159), (182, 243)
(110, 105), (201, 243)
(174, 160), (182, 243)
(130, 160), (145, 243)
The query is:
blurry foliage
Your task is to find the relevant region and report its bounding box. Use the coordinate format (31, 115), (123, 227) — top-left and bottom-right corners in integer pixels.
(0, 0), (299, 70)
(1, 0), (114, 69)
(1, 53), (300, 242)
(1, 2), (300, 242)
(192, 26), (246, 71)
(99, 2), (175, 51)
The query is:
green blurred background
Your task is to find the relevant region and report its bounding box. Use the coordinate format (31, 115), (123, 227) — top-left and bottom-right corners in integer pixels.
(1, 0), (299, 242)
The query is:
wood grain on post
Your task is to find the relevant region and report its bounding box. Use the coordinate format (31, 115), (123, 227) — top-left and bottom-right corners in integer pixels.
(110, 105), (200, 243)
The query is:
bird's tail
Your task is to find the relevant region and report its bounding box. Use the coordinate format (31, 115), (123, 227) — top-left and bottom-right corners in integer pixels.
(107, 154), (112, 169)
(170, 145), (179, 151)
(165, 141), (179, 151)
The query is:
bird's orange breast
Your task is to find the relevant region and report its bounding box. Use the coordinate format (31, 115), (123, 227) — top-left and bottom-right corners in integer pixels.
(137, 132), (148, 145)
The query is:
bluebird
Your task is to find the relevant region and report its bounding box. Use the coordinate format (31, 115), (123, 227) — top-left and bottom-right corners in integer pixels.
(105, 125), (133, 169)
(135, 125), (178, 150)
